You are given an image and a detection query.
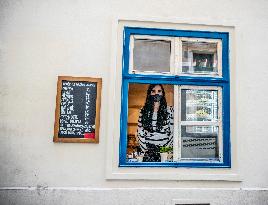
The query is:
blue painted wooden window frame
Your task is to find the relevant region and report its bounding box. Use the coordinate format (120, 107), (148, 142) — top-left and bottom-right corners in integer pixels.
(119, 27), (230, 168)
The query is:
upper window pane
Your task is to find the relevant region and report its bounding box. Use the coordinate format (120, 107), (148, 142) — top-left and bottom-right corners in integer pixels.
(182, 41), (218, 75)
(133, 39), (171, 73)
(181, 89), (218, 121)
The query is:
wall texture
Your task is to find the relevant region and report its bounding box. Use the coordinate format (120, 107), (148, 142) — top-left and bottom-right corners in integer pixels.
(0, 0), (268, 204)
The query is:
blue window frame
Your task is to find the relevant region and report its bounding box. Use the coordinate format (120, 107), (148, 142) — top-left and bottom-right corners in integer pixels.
(119, 27), (230, 168)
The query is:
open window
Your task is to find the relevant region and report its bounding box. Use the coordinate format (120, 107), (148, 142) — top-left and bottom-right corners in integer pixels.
(120, 27), (230, 168)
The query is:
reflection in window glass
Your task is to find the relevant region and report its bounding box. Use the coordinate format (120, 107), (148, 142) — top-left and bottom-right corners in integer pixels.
(127, 83), (174, 162)
(182, 41), (218, 74)
(133, 39), (171, 73)
(181, 126), (219, 159)
(181, 89), (218, 121)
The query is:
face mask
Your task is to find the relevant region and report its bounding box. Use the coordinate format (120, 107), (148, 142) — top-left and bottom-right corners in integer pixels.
(150, 94), (162, 102)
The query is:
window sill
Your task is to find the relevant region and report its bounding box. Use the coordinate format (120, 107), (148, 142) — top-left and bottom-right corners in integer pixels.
(106, 171), (241, 181)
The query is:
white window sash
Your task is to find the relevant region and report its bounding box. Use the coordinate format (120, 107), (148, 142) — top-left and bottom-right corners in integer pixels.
(129, 35), (224, 163)
(173, 85), (223, 162)
(129, 35), (175, 75)
(179, 37), (223, 77)
(130, 35), (222, 77)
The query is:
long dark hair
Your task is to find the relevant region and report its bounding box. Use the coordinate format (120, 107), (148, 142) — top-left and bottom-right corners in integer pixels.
(141, 84), (168, 132)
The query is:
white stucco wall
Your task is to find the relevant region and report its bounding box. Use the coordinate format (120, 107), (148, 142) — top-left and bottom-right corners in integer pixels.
(0, 0), (268, 204)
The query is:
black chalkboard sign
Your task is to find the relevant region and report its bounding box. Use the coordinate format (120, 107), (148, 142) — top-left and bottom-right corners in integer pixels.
(54, 76), (102, 143)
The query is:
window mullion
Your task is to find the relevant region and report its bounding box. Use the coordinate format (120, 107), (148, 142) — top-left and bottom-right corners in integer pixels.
(170, 38), (175, 74)
(173, 38), (181, 162)
(174, 37), (181, 75)
(173, 38), (182, 161)
(218, 87), (223, 162)
(173, 85), (180, 161)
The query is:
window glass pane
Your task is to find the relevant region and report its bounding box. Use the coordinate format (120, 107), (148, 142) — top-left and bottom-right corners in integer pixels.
(133, 39), (171, 73)
(127, 83), (174, 162)
(181, 126), (219, 159)
(182, 41), (218, 75)
(181, 89), (218, 121)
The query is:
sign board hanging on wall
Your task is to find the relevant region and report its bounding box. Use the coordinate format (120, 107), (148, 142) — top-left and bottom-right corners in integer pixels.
(54, 76), (102, 143)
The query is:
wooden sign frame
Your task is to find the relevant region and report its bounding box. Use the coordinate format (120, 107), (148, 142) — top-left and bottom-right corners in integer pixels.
(53, 76), (102, 143)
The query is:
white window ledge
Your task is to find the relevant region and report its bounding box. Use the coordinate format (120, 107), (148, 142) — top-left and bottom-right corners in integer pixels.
(106, 171), (241, 181)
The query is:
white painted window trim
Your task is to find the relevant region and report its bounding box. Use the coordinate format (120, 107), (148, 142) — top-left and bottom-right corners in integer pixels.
(129, 36), (222, 77)
(173, 85), (180, 161)
(179, 37), (223, 77)
(129, 35), (175, 75)
(105, 18), (240, 181)
(176, 85), (223, 163)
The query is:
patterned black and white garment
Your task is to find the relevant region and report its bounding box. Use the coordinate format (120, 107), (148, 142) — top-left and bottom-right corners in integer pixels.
(137, 106), (174, 162)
